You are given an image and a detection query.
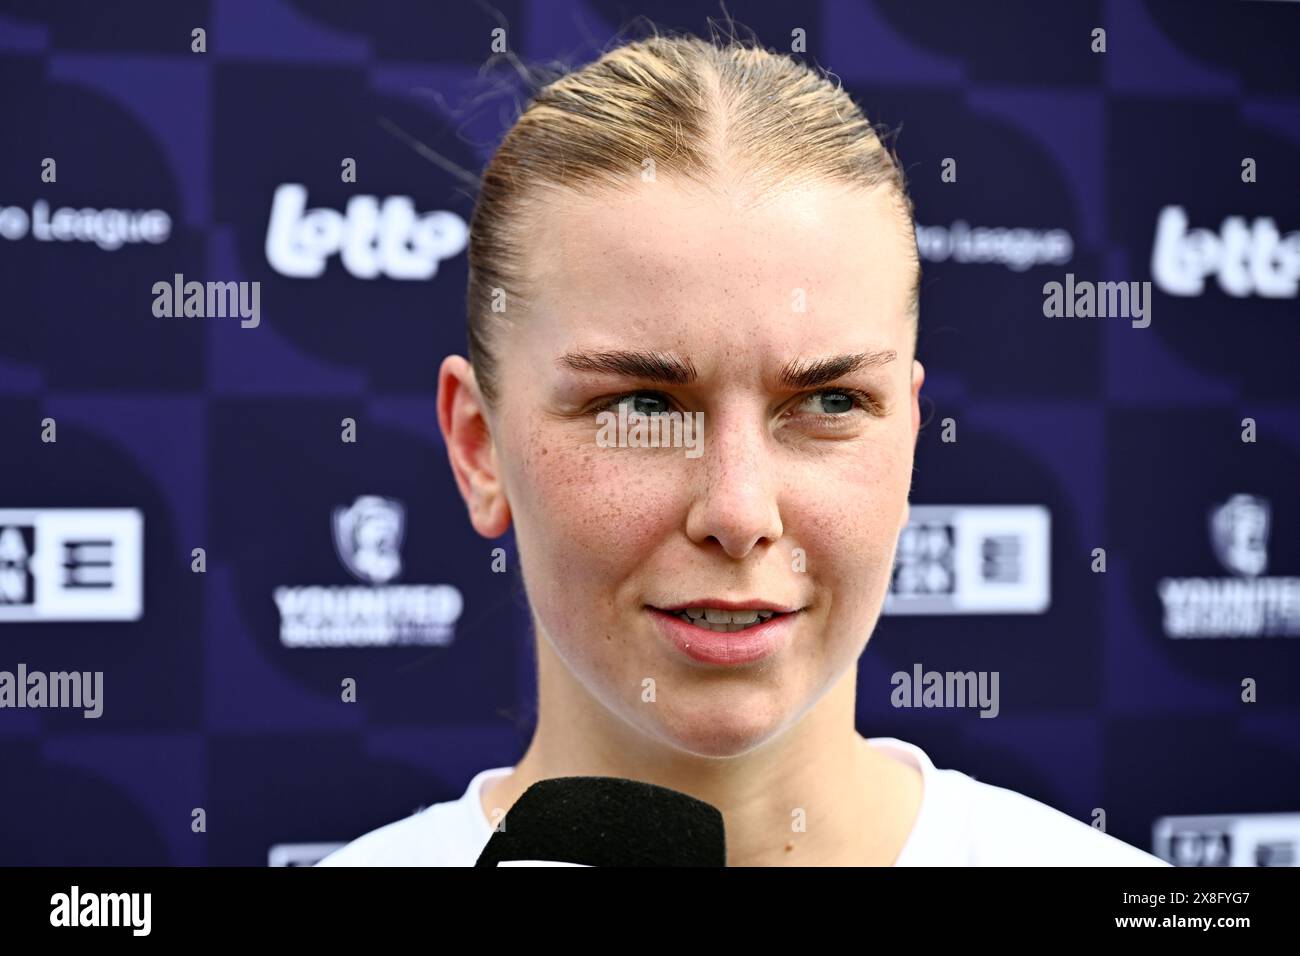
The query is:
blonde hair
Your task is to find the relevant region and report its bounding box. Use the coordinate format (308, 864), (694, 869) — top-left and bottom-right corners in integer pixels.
(467, 27), (920, 408)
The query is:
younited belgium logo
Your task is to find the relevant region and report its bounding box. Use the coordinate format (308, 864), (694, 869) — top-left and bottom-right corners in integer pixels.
(272, 495), (463, 648)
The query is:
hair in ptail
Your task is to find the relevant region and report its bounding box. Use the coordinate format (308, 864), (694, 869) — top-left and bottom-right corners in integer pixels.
(466, 24), (920, 409)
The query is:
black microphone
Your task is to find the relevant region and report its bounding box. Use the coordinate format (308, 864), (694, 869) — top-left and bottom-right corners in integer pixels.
(474, 776), (726, 867)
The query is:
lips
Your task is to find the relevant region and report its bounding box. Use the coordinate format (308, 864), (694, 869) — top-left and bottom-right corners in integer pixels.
(668, 608), (779, 633)
(656, 599), (799, 614)
(646, 605), (798, 665)
(650, 599), (802, 634)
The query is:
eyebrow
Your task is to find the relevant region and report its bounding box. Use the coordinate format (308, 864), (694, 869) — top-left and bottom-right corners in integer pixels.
(557, 348), (896, 389)
(778, 350), (897, 389)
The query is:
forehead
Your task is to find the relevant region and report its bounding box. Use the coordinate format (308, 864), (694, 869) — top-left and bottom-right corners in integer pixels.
(523, 179), (915, 350)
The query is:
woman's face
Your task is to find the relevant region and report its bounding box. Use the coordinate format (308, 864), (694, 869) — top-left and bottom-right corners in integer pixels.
(459, 178), (923, 758)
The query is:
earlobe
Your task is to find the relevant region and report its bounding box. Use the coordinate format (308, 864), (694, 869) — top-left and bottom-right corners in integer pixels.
(436, 355), (512, 538)
(469, 452), (513, 538)
(473, 490), (513, 539)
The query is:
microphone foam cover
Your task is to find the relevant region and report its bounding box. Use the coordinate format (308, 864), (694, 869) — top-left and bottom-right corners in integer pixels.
(475, 775), (726, 867)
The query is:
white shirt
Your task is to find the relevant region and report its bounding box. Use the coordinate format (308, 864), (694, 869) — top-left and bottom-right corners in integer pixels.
(316, 736), (1170, 866)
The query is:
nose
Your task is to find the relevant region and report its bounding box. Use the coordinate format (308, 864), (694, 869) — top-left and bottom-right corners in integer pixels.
(683, 409), (784, 559)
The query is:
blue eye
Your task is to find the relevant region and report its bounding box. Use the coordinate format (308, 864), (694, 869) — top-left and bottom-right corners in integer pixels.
(797, 390), (872, 416)
(809, 392), (856, 414)
(590, 388), (879, 420)
(596, 392), (671, 416)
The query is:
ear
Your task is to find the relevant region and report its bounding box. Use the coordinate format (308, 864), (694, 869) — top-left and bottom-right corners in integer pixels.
(909, 358), (925, 446)
(436, 355), (512, 538)
(903, 358), (926, 532)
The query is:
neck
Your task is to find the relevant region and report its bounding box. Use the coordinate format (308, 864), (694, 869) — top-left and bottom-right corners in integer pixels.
(480, 637), (923, 866)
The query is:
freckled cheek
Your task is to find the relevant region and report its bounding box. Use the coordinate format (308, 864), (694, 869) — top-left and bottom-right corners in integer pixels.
(792, 441), (912, 580)
(513, 436), (682, 575)
(511, 441), (679, 679)
(799, 511), (898, 593)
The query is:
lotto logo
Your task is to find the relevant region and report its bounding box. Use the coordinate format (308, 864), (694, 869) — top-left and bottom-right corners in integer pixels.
(264, 183), (468, 280)
(1151, 205), (1300, 298)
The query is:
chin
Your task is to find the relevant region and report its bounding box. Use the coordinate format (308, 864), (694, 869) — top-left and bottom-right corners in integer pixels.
(639, 694), (791, 759)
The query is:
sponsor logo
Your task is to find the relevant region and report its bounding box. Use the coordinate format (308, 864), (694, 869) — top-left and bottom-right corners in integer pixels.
(332, 495), (404, 584)
(0, 200), (171, 250)
(273, 495), (463, 647)
(268, 842), (347, 867)
(1151, 205), (1300, 298)
(264, 183), (469, 279)
(1157, 494), (1300, 638)
(883, 505), (1051, 614)
(914, 220), (1073, 272)
(0, 509), (143, 622)
(1153, 812), (1300, 867)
